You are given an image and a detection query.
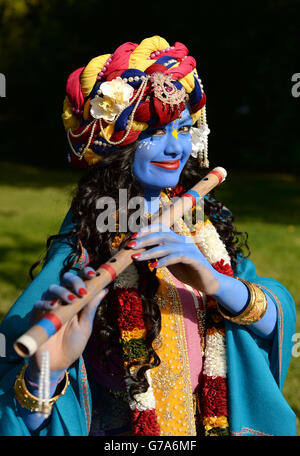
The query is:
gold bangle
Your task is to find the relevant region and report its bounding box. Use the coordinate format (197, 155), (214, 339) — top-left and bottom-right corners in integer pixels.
(14, 363), (69, 415)
(217, 278), (268, 325)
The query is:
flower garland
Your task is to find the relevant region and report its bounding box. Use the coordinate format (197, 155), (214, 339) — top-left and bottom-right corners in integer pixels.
(105, 187), (234, 436)
(167, 190), (232, 436)
(112, 264), (160, 435)
(191, 217), (231, 436)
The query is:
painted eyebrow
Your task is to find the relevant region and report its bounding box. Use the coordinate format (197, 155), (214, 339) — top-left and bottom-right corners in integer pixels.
(147, 116), (192, 134)
(178, 116), (193, 127)
(150, 123), (191, 133)
(178, 122), (192, 128)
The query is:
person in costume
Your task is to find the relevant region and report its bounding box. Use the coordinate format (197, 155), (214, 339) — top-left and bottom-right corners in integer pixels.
(0, 36), (297, 436)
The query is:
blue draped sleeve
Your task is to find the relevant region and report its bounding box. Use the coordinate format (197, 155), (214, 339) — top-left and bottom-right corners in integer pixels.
(226, 255), (297, 436)
(0, 210), (92, 436)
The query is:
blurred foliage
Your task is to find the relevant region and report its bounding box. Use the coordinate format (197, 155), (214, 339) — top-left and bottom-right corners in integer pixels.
(0, 0), (300, 171)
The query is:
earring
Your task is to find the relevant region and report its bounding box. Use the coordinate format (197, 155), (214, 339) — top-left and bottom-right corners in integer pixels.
(190, 106), (210, 168)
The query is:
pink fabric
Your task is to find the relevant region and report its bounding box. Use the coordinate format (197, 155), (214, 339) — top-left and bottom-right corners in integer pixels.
(170, 274), (204, 392)
(172, 41), (189, 59)
(66, 67), (85, 110)
(86, 277), (204, 393)
(165, 56), (196, 80)
(105, 42), (138, 79)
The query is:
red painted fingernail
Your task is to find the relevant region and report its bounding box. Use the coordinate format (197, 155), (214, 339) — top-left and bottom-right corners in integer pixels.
(68, 294), (76, 301)
(87, 270), (96, 276)
(131, 253), (141, 259)
(131, 232), (138, 239)
(127, 241), (136, 248)
(149, 261), (158, 268)
(78, 288), (87, 296)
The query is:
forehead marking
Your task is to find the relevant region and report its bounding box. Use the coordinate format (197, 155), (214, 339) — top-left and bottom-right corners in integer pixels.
(172, 119), (178, 140)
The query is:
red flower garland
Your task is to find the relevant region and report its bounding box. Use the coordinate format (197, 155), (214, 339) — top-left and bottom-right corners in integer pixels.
(114, 285), (161, 436)
(114, 288), (145, 331)
(199, 253), (233, 435)
(165, 184), (186, 198)
(132, 409), (160, 436)
(113, 187), (233, 436)
(201, 375), (228, 417)
(212, 259), (234, 277)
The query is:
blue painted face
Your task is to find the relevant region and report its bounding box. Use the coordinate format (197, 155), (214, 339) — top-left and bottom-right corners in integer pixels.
(133, 108), (193, 194)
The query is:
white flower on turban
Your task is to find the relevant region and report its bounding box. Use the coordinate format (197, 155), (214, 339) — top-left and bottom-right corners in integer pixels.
(90, 77), (134, 122)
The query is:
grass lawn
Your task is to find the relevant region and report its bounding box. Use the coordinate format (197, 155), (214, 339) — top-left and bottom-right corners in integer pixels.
(0, 161), (299, 434)
(217, 171), (300, 434)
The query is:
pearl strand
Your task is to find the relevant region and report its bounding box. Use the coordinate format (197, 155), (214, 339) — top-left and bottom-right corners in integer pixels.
(67, 120), (97, 159)
(69, 55), (113, 115)
(99, 75), (149, 127)
(163, 59), (177, 67)
(67, 129), (83, 158)
(147, 46), (176, 60)
(68, 75), (150, 157)
(122, 75), (147, 83)
(69, 101), (83, 115)
(97, 55), (113, 81)
(99, 76), (149, 146)
(93, 139), (112, 148)
(68, 121), (94, 139)
(38, 351), (50, 418)
(195, 73), (204, 92)
(192, 70), (209, 168)
(198, 105), (209, 168)
(82, 118), (98, 155)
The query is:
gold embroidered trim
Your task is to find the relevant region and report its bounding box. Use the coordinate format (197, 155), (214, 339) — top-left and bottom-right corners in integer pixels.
(150, 267), (196, 436)
(183, 283), (206, 356)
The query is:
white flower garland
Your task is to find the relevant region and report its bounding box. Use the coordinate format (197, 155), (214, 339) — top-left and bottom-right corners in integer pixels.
(193, 220), (231, 266)
(203, 332), (227, 379)
(194, 219), (228, 387)
(125, 368), (156, 411)
(116, 215), (230, 414)
(114, 263), (157, 412)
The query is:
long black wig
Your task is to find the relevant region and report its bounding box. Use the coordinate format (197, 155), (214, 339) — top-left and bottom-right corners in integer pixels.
(30, 142), (250, 399)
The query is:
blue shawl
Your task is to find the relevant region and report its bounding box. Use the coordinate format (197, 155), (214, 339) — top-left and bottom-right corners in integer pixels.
(0, 209), (297, 436)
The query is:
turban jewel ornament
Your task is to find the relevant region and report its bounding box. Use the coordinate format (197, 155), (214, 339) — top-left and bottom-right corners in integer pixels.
(62, 36), (209, 169)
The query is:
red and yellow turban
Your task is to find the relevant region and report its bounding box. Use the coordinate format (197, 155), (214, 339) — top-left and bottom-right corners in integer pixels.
(62, 36), (207, 168)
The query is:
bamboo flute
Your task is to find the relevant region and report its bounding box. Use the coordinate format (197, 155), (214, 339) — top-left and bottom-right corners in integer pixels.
(14, 166), (227, 358)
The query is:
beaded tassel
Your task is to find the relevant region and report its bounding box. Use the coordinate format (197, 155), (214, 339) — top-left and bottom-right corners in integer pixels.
(198, 106), (210, 169)
(38, 351), (50, 418)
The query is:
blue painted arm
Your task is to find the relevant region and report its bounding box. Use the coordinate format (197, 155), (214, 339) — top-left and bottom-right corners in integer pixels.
(212, 273), (277, 339)
(130, 223), (277, 339)
(16, 366), (65, 432)
(16, 263), (105, 433)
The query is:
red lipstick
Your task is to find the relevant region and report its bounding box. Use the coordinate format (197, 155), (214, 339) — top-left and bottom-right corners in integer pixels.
(151, 159), (180, 170)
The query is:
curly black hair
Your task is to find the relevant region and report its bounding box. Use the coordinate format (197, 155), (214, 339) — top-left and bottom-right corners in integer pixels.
(30, 141), (250, 399)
